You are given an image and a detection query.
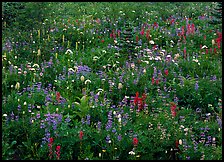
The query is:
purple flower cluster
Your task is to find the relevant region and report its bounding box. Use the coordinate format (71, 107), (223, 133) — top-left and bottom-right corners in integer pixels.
(76, 65), (91, 76)
(40, 113), (62, 146)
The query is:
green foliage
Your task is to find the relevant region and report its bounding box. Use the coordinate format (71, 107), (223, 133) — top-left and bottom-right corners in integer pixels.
(2, 2), (222, 160)
(2, 2), (52, 31)
(209, 2), (222, 27)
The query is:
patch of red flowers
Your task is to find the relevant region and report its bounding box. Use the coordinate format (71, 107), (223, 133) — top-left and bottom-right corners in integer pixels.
(134, 92), (147, 111)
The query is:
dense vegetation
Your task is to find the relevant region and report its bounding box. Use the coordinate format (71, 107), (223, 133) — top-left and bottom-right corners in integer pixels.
(2, 2), (222, 160)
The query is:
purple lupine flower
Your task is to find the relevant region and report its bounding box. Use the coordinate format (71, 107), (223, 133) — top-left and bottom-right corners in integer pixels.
(10, 111), (15, 120)
(153, 67), (157, 78)
(196, 108), (201, 113)
(112, 128), (116, 133)
(15, 115), (19, 121)
(106, 120), (112, 131)
(40, 120), (45, 129)
(86, 114), (90, 125)
(52, 120), (57, 130)
(216, 116), (222, 128)
(195, 81), (199, 91)
(81, 118), (85, 125)
(18, 105), (21, 111)
(36, 113), (40, 119)
(65, 116), (71, 123)
(106, 135), (111, 143)
(117, 135), (122, 141)
(97, 121), (101, 130)
(28, 104), (32, 113)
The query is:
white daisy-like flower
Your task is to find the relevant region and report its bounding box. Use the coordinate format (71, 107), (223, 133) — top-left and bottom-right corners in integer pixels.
(201, 45), (208, 49)
(68, 68), (75, 72)
(85, 79), (91, 84)
(129, 150), (135, 155)
(65, 49), (73, 55)
(93, 56), (99, 61)
(149, 40), (155, 45)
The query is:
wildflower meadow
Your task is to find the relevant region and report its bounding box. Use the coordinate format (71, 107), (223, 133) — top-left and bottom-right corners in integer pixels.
(2, 2), (222, 160)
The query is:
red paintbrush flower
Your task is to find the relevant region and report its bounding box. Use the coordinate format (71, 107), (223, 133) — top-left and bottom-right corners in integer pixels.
(56, 92), (61, 103)
(133, 137), (138, 146)
(164, 69), (169, 76)
(56, 145), (61, 160)
(134, 92), (140, 105)
(79, 131), (84, 140)
(48, 137), (54, 159)
(152, 77), (155, 85)
(170, 102), (177, 117)
(136, 35), (139, 43)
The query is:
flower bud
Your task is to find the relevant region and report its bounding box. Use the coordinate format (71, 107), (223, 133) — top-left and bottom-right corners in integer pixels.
(15, 82), (20, 90)
(80, 75), (85, 82)
(179, 139), (182, 145)
(37, 49), (41, 56)
(212, 39), (215, 46)
(118, 83), (123, 89)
